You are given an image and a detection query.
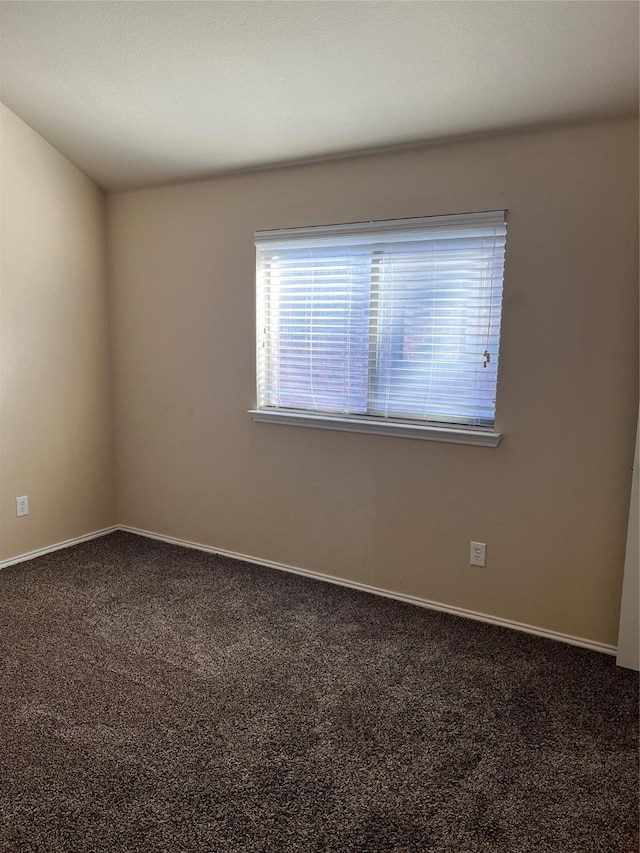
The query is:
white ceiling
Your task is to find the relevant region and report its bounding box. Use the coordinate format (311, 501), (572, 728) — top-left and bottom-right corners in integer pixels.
(1, 1), (638, 192)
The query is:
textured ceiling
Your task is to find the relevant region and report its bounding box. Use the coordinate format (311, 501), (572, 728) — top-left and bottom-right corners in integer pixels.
(1, 1), (638, 191)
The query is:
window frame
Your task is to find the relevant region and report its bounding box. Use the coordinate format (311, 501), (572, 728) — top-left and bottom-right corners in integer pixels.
(250, 211), (507, 447)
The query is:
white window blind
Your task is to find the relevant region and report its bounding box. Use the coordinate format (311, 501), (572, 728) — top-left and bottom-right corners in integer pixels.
(255, 210), (507, 431)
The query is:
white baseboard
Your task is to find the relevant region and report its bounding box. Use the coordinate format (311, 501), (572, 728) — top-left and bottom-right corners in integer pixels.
(119, 524), (617, 657)
(1, 522), (617, 657)
(0, 526), (119, 570)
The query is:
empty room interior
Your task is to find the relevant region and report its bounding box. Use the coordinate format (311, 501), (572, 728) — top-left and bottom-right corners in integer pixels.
(1, 1), (639, 851)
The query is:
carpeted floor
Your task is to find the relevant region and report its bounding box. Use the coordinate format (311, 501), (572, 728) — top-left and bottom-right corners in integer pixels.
(0, 532), (638, 853)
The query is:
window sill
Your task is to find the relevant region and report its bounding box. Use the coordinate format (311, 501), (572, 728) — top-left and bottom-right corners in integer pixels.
(248, 409), (501, 447)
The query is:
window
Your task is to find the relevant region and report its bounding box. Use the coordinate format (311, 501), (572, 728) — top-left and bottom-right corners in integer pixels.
(251, 210), (507, 446)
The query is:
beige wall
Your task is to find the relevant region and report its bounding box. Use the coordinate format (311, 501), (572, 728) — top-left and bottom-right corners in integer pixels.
(617, 412), (639, 669)
(0, 104), (116, 559)
(0, 108), (635, 646)
(108, 119), (637, 646)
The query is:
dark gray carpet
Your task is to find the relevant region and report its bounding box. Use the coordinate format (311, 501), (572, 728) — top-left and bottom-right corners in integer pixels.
(0, 532), (637, 853)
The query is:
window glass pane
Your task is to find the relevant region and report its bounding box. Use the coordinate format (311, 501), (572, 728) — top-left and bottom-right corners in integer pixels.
(259, 245), (371, 414)
(370, 234), (504, 426)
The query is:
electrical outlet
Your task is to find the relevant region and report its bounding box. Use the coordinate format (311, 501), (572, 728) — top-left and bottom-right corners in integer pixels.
(16, 496), (29, 517)
(470, 541), (486, 567)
